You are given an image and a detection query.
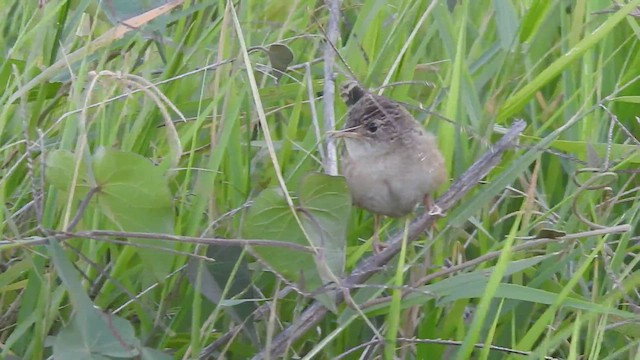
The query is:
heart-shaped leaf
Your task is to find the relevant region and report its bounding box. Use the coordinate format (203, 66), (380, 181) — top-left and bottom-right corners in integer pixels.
(92, 148), (173, 225)
(244, 188), (321, 290)
(92, 148), (175, 278)
(46, 149), (92, 198)
(45, 147), (176, 280)
(298, 172), (350, 282)
(244, 173), (350, 296)
(268, 43), (293, 81)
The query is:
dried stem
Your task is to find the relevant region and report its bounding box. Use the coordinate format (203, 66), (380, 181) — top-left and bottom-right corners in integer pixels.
(4, 230), (314, 253)
(322, 0), (340, 175)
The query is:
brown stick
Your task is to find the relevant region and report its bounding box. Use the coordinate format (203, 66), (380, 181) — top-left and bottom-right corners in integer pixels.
(4, 231), (314, 253)
(252, 119), (527, 359)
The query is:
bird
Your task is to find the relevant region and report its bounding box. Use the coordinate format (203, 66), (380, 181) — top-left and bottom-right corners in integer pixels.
(331, 80), (447, 252)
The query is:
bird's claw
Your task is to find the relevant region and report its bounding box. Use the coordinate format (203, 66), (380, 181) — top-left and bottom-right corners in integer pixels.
(427, 204), (445, 217)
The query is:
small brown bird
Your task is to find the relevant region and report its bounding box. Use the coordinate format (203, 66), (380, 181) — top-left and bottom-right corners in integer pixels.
(331, 80), (447, 251)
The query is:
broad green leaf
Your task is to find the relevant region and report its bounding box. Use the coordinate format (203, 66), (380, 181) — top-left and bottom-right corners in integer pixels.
(91, 148), (174, 230)
(298, 172), (350, 281)
(92, 148), (175, 279)
(92, 148), (173, 214)
(244, 174), (350, 295)
(45, 148), (176, 280)
(244, 188), (322, 291)
(45, 149), (91, 198)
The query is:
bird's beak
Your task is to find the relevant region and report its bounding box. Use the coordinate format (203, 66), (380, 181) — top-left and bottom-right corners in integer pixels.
(327, 126), (362, 139)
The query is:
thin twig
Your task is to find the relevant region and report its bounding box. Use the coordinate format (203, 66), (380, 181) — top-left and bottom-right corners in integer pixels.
(3, 230), (314, 253)
(251, 120), (527, 359)
(335, 337), (562, 360)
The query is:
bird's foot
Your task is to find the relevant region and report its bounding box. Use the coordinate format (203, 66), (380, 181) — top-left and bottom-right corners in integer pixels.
(373, 238), (388, 254)
(427, 204), (445, 217)
(424, 195), (445, 217)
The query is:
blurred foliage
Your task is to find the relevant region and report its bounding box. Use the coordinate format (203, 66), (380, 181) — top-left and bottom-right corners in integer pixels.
(1, 0), (639, 359)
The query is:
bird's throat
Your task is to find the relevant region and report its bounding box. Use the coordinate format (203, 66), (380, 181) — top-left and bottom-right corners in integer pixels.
(344, 138), (398, 160)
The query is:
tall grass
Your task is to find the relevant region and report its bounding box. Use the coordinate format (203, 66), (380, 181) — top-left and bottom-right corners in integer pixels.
(1, 0), (639, 359)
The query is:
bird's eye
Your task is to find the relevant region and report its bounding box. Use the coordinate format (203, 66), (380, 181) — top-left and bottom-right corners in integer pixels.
(366, 123), (378, 133)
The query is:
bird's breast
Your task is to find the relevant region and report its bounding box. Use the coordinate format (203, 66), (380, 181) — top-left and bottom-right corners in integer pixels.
(342, 142), (445, 217)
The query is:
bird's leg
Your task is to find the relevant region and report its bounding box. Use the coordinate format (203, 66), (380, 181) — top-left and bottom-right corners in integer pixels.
(424, 194), (444, 236)
(424, 194), (444, 217)
(372, 214), (387, 254)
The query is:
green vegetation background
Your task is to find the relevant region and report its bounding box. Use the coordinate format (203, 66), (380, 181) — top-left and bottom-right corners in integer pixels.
(1, 0), (639, 359)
